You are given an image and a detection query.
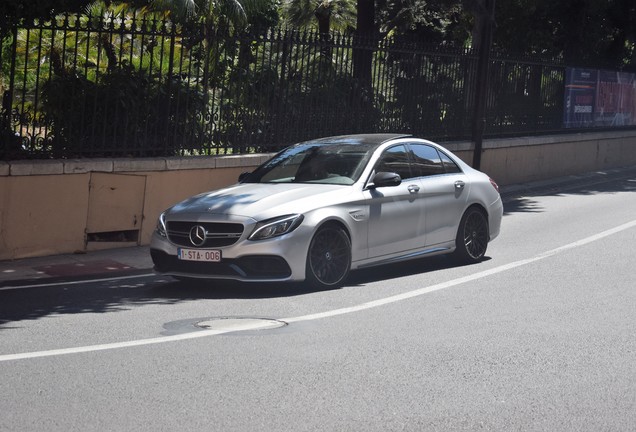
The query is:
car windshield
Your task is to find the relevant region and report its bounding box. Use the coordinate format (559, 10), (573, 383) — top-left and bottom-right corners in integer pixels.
(243, 142), (376, 185)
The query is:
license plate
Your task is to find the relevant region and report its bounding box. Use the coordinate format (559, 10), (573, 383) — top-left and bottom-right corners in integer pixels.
(178, 248), (222, 262)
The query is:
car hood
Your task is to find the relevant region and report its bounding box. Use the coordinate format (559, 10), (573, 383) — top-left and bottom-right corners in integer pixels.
(167, 183), (355, 220)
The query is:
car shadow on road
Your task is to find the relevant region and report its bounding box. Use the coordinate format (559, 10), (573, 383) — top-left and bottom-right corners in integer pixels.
(502, 166), (636, 216)
(348, 255), (485, 285)
(0, 254), (477, 327)
(503, 196), (545, 215)
(152, 254), (475, 298)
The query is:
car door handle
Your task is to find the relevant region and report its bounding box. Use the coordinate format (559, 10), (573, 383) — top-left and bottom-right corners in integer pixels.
(455, 180), (465, 189)
(407, 184), (420, 193)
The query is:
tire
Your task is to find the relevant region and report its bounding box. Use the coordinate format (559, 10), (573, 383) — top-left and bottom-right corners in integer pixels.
(454, 207), (489, 263)
(306, 226), (351, 289)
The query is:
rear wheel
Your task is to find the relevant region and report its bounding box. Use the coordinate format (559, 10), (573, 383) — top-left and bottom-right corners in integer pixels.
(454, 207), (489, 263)
(306, 226), (351, 289)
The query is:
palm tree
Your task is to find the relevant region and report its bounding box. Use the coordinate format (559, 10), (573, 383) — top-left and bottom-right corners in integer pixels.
(281, 0), (355, 35)
(151, 0), (271, 34)
(149, 0), (275, 85)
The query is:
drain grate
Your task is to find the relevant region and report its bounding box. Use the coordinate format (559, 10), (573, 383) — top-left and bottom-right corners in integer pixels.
(195, 317), (287, 332)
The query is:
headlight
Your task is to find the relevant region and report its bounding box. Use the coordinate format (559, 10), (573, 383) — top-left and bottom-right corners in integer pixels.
(249, 214), (303, 241)
(156, 212), (167, 237)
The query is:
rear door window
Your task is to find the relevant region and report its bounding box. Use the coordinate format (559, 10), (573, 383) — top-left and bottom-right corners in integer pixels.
(438, 150), (462, 174)
(409, 144), (445, 177)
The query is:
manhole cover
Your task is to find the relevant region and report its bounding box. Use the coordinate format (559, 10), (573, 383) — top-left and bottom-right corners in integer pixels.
(196, 318), (286, 332)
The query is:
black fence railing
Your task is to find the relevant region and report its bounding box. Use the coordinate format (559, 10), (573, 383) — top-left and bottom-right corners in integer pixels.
(0, 13), (579, 160)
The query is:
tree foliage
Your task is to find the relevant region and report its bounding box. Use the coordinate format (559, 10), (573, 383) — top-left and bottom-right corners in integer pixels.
(494, 0), (635, 70)
(149, 0), (279, 35)
(376, 0), (468, 45)
(3, 0), (634, 71)
(281, 0), (356, 34)
(355, 0), (635, 71)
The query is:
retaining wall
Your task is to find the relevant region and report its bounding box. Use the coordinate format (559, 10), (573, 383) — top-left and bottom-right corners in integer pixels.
(1, 130), (635, 260)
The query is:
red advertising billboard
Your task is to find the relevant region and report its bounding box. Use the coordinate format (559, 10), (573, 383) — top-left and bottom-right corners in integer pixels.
(564, 67), (636, 128)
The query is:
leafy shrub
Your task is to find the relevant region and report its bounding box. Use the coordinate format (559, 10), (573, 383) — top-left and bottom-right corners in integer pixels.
(42, 62), (208, 158)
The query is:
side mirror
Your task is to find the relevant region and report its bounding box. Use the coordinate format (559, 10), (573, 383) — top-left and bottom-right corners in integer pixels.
(238, 172), (251, 183)
(369, 171), (402, 189)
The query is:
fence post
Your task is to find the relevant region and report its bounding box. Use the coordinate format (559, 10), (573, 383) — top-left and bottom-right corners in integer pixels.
(1, 27), (18, 155)
(471, 0), (496, 170)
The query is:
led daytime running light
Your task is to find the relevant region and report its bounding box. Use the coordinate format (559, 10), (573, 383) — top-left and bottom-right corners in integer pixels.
(249, 214), (303, 240)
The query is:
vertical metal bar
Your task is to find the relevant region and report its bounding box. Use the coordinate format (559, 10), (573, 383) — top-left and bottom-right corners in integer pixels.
(56, 12), (69, 149)
(471, 0), (496, 170)
(155, 19), (168, 155)
(165, 20), (176, 154)
(131, 12), (142, 149)
(117, 13), (125, 66)
(4, 27), (19, 153)
(19, 27), (31, 150)
(43, 17), (58, 149)
(32, 22), (45, 149)
(264, 29), (276, 147)
(76, 15), (88, 154)
(231, 33), (242, 153)
(129, 11), (136, 66)
(172, 25), (186, 153)
(141, 16), (154, 154)
(379, 39), (393, 131)
(369, 37), (381, 133)
(91, 14), (104, 153)
(109, 14), (122, 155)
(202, 27), (213, 153)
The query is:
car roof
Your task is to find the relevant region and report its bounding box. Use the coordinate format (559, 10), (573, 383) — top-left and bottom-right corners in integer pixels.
(303, 133), (411, 147)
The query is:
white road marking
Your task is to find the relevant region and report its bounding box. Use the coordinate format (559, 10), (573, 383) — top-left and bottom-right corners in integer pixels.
(1, 219), (635, 362)
(0, 321), (279, 362)
(0, 273), (156, 291)
(285, 219), (636, 323)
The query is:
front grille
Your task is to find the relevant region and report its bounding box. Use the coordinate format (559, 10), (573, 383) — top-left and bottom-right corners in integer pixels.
(166, 221), (244, 248)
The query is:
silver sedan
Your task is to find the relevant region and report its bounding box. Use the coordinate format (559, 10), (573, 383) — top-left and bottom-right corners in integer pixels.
(150, 134), (503, 288)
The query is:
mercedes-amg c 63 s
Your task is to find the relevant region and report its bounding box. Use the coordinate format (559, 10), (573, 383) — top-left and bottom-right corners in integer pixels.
(151, 134), (503, 288)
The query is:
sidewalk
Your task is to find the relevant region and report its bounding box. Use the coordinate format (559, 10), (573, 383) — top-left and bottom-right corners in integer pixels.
(2, 165), (635, 287)
(0, 246), (153, 287)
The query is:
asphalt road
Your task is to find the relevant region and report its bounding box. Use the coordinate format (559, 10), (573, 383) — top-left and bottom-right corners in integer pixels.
(1, 170), (636, 431)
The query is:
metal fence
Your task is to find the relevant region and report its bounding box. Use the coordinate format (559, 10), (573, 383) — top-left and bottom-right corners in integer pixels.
(1, 13), (568, 159)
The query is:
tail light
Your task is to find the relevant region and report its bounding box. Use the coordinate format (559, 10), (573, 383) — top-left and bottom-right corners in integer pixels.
(489, 177), (500, 193)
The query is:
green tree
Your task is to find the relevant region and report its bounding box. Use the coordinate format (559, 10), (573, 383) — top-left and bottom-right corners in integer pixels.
(150, 0), (275, 34)
(494, 0), (635, 70)
(149, 0), (278, 86)
(376, 0), (467, 45)
(281, 0), (356, 34)
(1, 0), (86, 33)
(349, 0), (635, 70)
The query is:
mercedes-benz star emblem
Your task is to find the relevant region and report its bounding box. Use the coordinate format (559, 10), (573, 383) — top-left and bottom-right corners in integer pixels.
(189, 225), (207, 247)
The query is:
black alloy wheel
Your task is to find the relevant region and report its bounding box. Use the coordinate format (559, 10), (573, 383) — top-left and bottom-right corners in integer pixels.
(454, 207), (489, 263)
(306, 226), (351, 289)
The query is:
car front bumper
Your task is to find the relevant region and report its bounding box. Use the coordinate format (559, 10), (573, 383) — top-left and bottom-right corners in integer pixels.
(149, 224), (314, 283)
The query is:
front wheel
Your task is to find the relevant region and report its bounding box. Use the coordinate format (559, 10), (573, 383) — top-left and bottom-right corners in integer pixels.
(454, 207), (489, 263)
(306, 226), (351, 289)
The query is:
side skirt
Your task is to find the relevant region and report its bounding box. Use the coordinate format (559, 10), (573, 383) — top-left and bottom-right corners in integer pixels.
(354, 246), (453, 269)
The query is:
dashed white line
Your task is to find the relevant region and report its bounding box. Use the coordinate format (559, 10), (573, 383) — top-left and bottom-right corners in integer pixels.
(1, 219), (635, 362)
